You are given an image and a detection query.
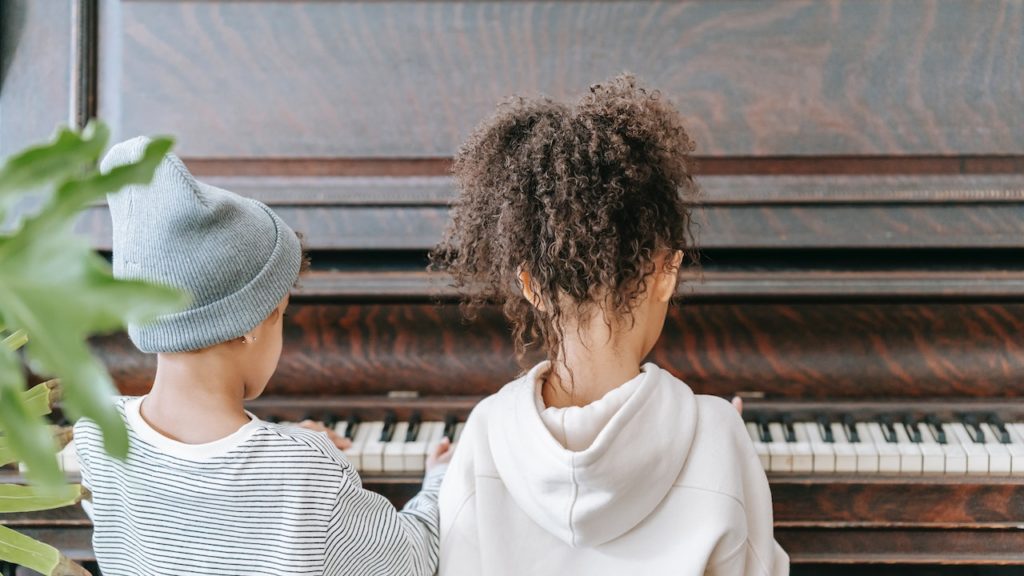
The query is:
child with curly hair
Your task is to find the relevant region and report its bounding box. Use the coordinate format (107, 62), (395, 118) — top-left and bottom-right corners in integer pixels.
(431, 75), (788, 575)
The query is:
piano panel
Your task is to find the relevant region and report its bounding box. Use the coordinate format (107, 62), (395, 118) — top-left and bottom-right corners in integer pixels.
(101, 0), (1024, 158)
(3, 0), (1022, 572)
(74, 199), (1024, 251)
(91, 302), (1024, 399)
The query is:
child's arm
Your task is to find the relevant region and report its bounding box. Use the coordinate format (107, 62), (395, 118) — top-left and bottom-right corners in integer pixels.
(708, 406), (790, 576)
(72, 419), (94, 521)
(322, 441), (450, 576)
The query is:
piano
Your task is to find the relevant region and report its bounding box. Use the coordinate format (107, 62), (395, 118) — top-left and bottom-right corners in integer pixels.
(2, 1), (1023, 574)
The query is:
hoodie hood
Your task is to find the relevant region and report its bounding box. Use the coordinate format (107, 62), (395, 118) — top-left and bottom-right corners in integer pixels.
(487, 362), (697, 547)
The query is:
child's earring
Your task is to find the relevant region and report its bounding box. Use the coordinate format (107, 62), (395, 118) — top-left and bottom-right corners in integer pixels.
(240, 334), (256, 344)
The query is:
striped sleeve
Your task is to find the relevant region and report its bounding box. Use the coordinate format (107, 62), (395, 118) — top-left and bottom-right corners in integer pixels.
(323, 464), (447, 576)
(73, 420), (92, 492)
(72, 420), (95, 521)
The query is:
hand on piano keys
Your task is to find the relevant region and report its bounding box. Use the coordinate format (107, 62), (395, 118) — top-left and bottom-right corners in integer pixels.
(283, 412), (461, 475)
(297, 419), (352, 450)
(744, 411), (1024, 476)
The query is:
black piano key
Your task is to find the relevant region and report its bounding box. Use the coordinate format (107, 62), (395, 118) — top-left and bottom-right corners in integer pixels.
(901, 414), (923, 443)
(344, 414), (359, 439)
(781, 414), (797, 443)
(878, 415), (898, 443)
(266, 415), (281, 424)
(323, 413), (340, 428)
(380, 412), (397, 442)
(959, 413), (985, 443)
(755, 415), (772, 443)
(405, 412), (422, 442)
(815, 414), (834, 443)
(985, 413), (1011, 444)
(841, 414), (860, 443)
(443, 414), (458, 442)
(924, 414), (947, 444)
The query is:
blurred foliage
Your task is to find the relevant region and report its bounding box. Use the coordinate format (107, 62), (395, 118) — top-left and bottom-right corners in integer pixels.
(0, 122), (187, 573)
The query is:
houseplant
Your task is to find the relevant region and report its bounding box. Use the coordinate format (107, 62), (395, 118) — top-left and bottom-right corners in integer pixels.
(0, 122), (185, 574)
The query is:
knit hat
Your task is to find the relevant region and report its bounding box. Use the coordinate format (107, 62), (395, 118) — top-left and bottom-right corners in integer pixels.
(102, 136), (302, 353)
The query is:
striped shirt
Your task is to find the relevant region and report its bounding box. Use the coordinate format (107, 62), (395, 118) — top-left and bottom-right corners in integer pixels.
(74, 397), (444, 576)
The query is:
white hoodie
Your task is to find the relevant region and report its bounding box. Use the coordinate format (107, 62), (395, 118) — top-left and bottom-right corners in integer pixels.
(439, 362), (789, 575)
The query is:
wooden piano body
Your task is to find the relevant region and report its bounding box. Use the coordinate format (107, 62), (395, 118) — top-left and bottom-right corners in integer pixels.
(3, 0), (1024, 573)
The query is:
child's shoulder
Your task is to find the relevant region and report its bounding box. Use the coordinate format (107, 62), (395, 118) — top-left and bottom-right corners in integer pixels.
(72, 396), (131, 442)
(252, 422), (353, 471)
(675, 393), (760, 496)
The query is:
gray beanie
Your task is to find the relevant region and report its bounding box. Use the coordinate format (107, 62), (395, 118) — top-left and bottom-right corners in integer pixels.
(102, 136), (302, 353)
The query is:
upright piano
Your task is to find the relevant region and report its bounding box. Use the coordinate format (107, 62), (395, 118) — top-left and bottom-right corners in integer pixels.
(3, 1), (1024, 573)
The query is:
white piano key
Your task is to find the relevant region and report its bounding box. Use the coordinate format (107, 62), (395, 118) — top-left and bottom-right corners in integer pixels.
(1006, 424), (1024, 475)
(979, 423), (1012, 477)
(404, 421), (440, 474)
(865, 423), (901, 474)
(745, 423), (770, 470)
(343, 421), (372, 471)
(766, 423), (793, 473)
(332, 418), (351, 439)
(360, 421), (388, 474)
(827, 423), (858, 473)
(948, 422), (989, 475)
(453, 422), (466, 444)
(915, 423), (946, 474)
(425, 421), (448, 465)
(931, 423), (967, 475)
(796, 422), (833, 473)
(383, 422), (409, 473)
(852, 423), (880, 474)
(787, 423), (815, 473)
(891, 423), (923, 475)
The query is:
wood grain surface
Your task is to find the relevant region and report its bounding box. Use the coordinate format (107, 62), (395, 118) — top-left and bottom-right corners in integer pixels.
(100, 0), (1024, 158)
(90, 302), (1024, 399)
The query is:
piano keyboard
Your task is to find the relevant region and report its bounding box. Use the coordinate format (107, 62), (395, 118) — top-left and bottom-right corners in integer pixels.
(745, 413), (1024, 475)
(50, 411), (1024, 477)
(53, 413), (467, 477)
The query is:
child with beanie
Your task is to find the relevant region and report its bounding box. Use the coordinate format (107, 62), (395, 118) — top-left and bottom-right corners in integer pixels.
(74, 137), (451, 576)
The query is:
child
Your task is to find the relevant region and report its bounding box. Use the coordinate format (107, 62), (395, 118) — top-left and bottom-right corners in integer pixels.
(431, 76), (788, 575)
(74, 137), (451, 576)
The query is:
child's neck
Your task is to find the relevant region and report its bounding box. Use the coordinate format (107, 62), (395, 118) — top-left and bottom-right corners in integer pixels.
(542, 323), (646, 409)
(141, 353), (252, 444)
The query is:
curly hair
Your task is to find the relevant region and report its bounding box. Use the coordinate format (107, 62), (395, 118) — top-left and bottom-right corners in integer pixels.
(430, 74), (699, 370)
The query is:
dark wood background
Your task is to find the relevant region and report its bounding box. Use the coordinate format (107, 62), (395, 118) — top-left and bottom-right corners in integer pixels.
(3, 0), (1024, 570)
(99, 1), (1024, 157)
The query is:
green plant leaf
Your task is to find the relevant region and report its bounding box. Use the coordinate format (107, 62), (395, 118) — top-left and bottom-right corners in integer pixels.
(1, 329), (27, 352)
(0, 347), (60, 486)
(0, 135), (174, 257)
(0, 124), (186, 483)
(0, 484), (88, 513)
(0, 524), (90, 576)
(0, 426), (72, 468)
(21, 380), (61, 418)
(0, 123), (109, 217)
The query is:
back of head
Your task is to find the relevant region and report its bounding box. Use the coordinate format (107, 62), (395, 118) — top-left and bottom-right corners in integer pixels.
(432, 74), (699, 362)
(102, 137), (302, 353)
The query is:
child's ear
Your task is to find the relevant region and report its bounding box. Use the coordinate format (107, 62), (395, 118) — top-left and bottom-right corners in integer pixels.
(655, 250), (683, 303)
(517, 268), (546, 312)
